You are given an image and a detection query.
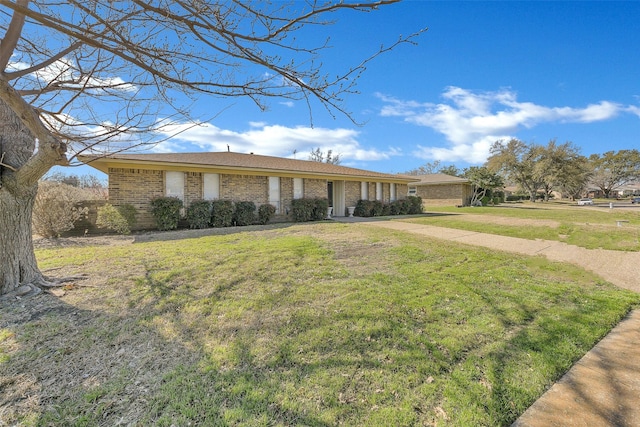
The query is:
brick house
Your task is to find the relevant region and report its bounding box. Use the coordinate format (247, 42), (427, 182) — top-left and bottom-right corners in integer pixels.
(407, 174), (473, 207)
(79, 151), (416, 229)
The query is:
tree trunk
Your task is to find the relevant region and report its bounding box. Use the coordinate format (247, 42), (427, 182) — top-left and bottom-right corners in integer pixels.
(0, 98), (50, 295)
(0, 183), (43, 294)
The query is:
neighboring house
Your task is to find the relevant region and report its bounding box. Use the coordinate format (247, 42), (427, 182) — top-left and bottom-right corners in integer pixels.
(79, 151), (416, 229)
(406, 174), (473, 207)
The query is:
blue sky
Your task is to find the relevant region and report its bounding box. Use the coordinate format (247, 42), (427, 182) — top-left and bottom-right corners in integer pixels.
(71, 1), (640, 177)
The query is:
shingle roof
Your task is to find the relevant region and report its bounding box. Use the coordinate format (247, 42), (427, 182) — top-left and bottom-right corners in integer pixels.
(402, 173), (470, 185)
(80, 151), (416, 182)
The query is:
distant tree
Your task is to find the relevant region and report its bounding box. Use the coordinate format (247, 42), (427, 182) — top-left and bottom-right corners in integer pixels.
(309, 148), (341, 165)
(438, 165), (462, 177)
(588, 150), (640, 198)
(463, 166), (504, 206)
(487, 139), (546, 202)
(405, 160), (460, 176)
(536, 140), (590, 201)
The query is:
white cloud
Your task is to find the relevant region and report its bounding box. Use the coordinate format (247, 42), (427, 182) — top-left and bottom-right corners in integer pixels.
(11, 57), (136, 92)
(627, 105), (640, 118)
(153, 121), (402, 162)
(378, 87), (627, 164)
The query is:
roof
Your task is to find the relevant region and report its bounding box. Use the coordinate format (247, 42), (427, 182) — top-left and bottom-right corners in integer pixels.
(79, 151), (417, 183)
(403, 173), (470, 186)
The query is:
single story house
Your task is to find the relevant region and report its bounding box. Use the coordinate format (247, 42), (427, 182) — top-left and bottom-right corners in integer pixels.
(406, 174), (473, 207)
(79, 151), (417, 229)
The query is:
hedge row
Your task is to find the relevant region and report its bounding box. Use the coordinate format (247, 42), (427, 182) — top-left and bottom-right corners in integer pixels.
(150, 197), (277, 231)
(354, 196), (423, 218)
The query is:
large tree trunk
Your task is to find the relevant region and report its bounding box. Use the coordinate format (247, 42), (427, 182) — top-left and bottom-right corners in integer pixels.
(0, 98), (52, 296)
(0, 183), (43, 295)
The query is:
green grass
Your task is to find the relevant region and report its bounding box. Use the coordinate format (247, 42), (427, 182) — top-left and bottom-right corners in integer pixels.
(2, 222), (638, 426)
(405, 203), (640, 251)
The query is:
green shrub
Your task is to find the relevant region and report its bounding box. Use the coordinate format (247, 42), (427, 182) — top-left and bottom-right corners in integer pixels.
(407, 196), (423, 214)
(258, 203), (277, 225)
(150, 197), (183, 231)
(291, 198), (329, 222)
(371, 200), (384, 216)
(233, 201), (256, 226)
(389, 199), (410, 215)
(117, 204), (137, 229)
(312, 198), (329, 221)
(96, 203), (137, 235)
(354, 200), (372, 217)
(211, 200), (234, 228)
(186, 200), (211, 229)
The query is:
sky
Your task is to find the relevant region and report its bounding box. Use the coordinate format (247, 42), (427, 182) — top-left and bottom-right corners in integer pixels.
(64, 1), (640, 177)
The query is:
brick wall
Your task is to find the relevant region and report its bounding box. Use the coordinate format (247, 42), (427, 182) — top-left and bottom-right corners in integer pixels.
(368, 182), (376, 201)
(281, 177), (294, 215)
(397, 184), (408, 199)
(109, 168), (164, 229)
(185, 172), (202, 206)
(304, 178), (327, 199)
(220, 174), (268, 204)
(416, 184), (472, 206)
(345, 181), (360, 207)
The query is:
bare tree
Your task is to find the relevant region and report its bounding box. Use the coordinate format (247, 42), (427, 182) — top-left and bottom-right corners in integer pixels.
(0, 0), (424, 296)
(308, 147), (341, 164)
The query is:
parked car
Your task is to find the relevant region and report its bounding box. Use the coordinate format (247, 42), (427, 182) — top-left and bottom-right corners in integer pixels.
(632, 197), (640, 204)
(577, 198), (594, 206)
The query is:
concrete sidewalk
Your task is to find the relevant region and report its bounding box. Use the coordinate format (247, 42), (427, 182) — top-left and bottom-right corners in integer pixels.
(338, 217), (640, 427)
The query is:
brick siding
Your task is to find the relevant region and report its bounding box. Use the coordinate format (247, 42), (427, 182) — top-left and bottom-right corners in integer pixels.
(415, 184), (473, 206)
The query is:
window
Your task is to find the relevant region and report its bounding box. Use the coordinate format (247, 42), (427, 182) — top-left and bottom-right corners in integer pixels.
(293, 178), (303, 199)
(408, 186), (417, 196)
(165, 171), (184, 200)
(376, 182), (382, 201)
(268, 176), (280, 213)
(360, 182), (368, 200)
(203, 173), (220, 200)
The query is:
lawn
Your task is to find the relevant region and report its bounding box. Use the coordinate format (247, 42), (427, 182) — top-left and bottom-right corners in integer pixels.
(405, 202), (640, 251)
(1, 222), (638, 426)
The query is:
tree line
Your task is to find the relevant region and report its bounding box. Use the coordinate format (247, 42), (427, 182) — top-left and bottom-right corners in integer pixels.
(407, 140), (640, 202)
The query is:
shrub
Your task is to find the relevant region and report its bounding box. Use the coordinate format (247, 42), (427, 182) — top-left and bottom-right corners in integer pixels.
(291, 198), (328, 222)
(32, 181), (88, 238)
(233, 201), (256, 226)
(186, 200), (211, 229)
(211, 200), (234, 227)
(354, 200), (368, 217)
(117, 204), (138, 229)
(371, 200), (384, 216)
(150, 197), (183, 231)
(291, 198), (313, 222)
(96, 203), (137, 235)
(311, 198), (329, 221)
(407, 196), (423, 214)
(389, 199), (410, 215)
(258, 203), (276, 225)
